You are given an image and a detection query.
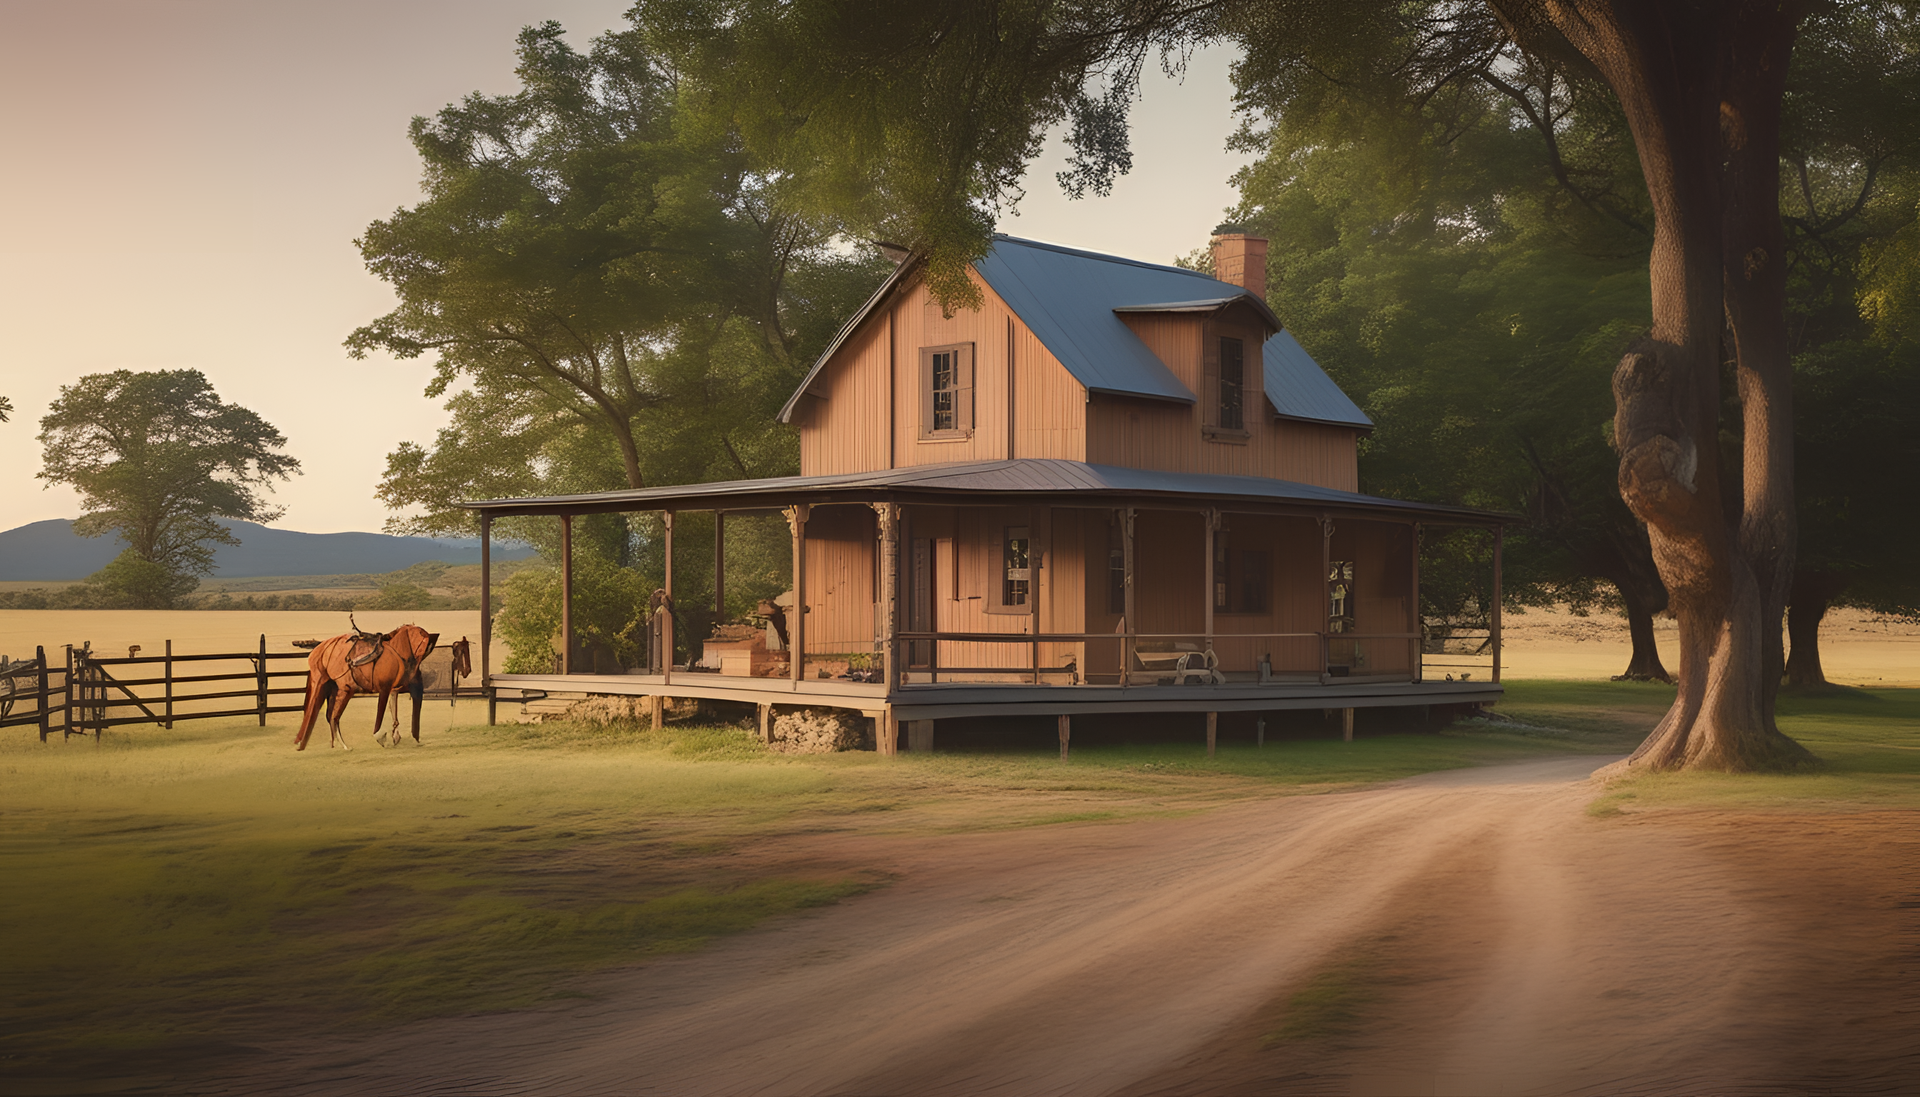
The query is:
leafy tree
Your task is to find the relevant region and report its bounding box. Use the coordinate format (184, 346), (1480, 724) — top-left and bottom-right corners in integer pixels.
(358, 20), (891, 660)
(636, 0), (1913, 770)
(0, 395), (12, 422)
(37, 370), (299, 609)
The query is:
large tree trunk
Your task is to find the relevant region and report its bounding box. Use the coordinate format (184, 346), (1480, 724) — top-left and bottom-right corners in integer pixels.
(1784, 570), (1848, 688)
(1525, 1), (1813, 771)
(1614, 579), (1672, 682)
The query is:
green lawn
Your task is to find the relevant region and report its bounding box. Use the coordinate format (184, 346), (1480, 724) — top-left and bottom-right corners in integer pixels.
(1494, 679), (1920, 814)
(7, 684), (1908, 1079)
(0, 701), (1616, 1076)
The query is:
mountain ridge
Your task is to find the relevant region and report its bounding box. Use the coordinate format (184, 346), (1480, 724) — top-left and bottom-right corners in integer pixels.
(0, 519), (536, 581)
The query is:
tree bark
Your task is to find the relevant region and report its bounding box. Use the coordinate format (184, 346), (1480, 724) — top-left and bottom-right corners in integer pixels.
(1784, 570), (1847, 688)
(1519, 0), (1813, 770)
(1613, 579), (1672, 682)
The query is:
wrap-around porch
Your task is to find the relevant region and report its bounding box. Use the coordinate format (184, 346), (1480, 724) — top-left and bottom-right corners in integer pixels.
(465, 460), (1509, 753)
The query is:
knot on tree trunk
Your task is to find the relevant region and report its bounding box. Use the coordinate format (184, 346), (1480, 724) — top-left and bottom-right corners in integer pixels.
(1613, 341), (1699, 524)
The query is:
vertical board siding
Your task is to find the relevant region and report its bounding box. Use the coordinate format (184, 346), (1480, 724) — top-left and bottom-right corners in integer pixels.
(1211, 513), (1324, 676)
(1099, 311), (1359, 490)
(802, 505), (876, 652)
(798, 320), (890, 475)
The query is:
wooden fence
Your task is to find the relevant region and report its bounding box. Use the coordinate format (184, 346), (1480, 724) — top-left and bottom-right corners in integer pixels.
(0, 638), (481, 742)
(0, 637), (308, 742)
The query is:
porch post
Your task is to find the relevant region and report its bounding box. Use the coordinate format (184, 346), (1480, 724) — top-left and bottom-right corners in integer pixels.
(1122, 506), (1136, 687)
(1206, 710), (1217, 757)
(560, 515), (574, 675)
(714, 510), (725, 620)
(1203, 508), (1217, 659)
(1031, 505), (1045, 684)
(878, 503), (900, 674)
(1318, 515), (1332, 686)
(1491, 525), (1503, 684)
(789, 504), (809, 682)
(1410, 523), (1422, 684)
(663, 510), (675, 685)
(1058, 713), (1070, 761)
(479, 514), (493, 719)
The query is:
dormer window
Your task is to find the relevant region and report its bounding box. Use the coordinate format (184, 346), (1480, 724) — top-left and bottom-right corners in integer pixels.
(1218, 336), (1244, 430)
(920, 343), (974, 439)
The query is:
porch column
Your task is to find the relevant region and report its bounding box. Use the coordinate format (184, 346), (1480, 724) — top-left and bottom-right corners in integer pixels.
(874, 501), (900, 710)
(560, 515), (574, 675)
(1318, 515), (1332, 686)
(788, 504), (809, 682)
(1058, 713), (1070, 761)
(1121, 506), (1136, 687)
(663, 510), (675, 685)
(480, 514), (493, 725)
(714, 511), (726, 620)
(1410, 523), (1422, 684)
(1203, 508), (1218, 658)
(1031, 505), (1046, 684)
(1491, 525), (1503, 684)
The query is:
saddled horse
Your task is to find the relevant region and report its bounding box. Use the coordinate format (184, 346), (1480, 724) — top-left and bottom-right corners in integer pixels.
(294, 619), (439, 751)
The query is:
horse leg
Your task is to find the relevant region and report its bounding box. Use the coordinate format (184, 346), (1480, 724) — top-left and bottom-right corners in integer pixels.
(330, 687), (353, 750)
(372, 689), (391, 747)
(409, 675), (424, 743)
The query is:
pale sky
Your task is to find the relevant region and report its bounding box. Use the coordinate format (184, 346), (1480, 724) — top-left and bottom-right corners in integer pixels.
(0, 1), (1252, 534)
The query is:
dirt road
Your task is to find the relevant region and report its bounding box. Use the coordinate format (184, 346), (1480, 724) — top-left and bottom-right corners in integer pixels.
(217, 756), (1919, 1096)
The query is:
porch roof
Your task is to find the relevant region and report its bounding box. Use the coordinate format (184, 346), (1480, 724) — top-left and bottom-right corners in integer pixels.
(460, 459), (1509, 526)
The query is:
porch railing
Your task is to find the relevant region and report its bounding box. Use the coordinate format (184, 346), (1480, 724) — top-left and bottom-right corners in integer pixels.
(890, 630), (1424, 688)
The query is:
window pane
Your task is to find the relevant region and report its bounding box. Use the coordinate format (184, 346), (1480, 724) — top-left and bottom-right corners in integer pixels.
(1003, 528), (1030, 607)
(1219, 337), (1244, 430)
(931, 351), (956, 432)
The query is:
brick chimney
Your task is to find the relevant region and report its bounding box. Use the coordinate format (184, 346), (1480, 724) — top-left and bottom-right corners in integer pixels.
(1210, 225), (1268, 300)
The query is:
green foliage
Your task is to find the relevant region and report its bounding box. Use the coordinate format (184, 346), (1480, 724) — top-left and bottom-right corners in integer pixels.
(35, 370), (299, 608)
(84, 549), (202, 609)
(495, 560), (654, 673)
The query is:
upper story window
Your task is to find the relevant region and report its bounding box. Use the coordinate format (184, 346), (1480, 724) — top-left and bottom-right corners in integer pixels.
(920, 343), (974, 440)
(1218, 336), (1244, 430)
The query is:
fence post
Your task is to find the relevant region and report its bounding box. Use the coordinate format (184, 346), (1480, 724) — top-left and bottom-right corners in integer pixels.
(36, 646), (49, 743)
(62, 645), (72, 739)
(256, 634), (267, 726)
(164, 640), (174, 729)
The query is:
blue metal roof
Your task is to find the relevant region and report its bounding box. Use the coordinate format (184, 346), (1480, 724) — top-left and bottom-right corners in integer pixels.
(1264, 329), (1372, 429)
(779, 235), (1371, 430)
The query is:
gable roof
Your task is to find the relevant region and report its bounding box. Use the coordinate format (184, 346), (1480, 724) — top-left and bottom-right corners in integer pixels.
(779, 234), (1371, 430)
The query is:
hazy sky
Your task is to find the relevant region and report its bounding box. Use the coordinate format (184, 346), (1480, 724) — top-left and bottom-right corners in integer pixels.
(0, 1), (1252, 534)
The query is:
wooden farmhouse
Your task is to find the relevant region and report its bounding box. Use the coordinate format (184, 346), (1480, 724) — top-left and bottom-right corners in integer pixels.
(467, 231), (1507, 753)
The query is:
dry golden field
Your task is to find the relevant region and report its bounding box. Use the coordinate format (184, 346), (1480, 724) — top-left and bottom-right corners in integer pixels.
(0, 609), (502, 666)
(1497, 604), (1919, 685)
(3, 604), (1910, 685)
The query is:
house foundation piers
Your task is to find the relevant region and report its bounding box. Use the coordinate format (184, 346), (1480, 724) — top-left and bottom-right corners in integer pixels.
(485, 672), (1500, 754)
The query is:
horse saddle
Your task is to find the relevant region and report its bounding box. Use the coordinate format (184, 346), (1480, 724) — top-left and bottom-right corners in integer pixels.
(346, 629), (388, 669)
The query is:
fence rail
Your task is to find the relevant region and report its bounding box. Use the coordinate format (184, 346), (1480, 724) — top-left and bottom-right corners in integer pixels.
(0, 637), (476, 742)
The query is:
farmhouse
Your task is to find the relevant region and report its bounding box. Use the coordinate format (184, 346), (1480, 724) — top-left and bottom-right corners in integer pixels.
(466, 230), (1507, 752)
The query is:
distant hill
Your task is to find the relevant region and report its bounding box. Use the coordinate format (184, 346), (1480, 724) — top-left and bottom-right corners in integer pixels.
(0, 519), (536, 581)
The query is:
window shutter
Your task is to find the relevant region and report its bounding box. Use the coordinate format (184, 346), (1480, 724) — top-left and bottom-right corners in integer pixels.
(919, 347), (935, 437)
(1202, 325), (1219, 428)
(957, 343), (975, 435)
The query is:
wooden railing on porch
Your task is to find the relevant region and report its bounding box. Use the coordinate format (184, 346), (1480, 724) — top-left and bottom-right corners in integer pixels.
(891, 630), (1425, 687)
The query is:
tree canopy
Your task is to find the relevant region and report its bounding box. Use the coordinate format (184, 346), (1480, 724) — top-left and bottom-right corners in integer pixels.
(626, 0), (1920, 769)
(37, 370), (299, 608)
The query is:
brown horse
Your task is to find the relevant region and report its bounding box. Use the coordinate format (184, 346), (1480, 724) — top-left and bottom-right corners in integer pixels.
(294, 621), (438, 750)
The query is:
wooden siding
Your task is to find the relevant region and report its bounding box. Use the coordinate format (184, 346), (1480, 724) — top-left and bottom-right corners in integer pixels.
(801, 504), (876, 653)
(797, 271), (1087, 475)
(1094, 305), (1358, 489)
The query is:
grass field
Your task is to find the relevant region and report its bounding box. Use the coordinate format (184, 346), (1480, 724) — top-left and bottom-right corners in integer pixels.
(1, 699), (1618, 1076)
(3, 681), (1913, 1082)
